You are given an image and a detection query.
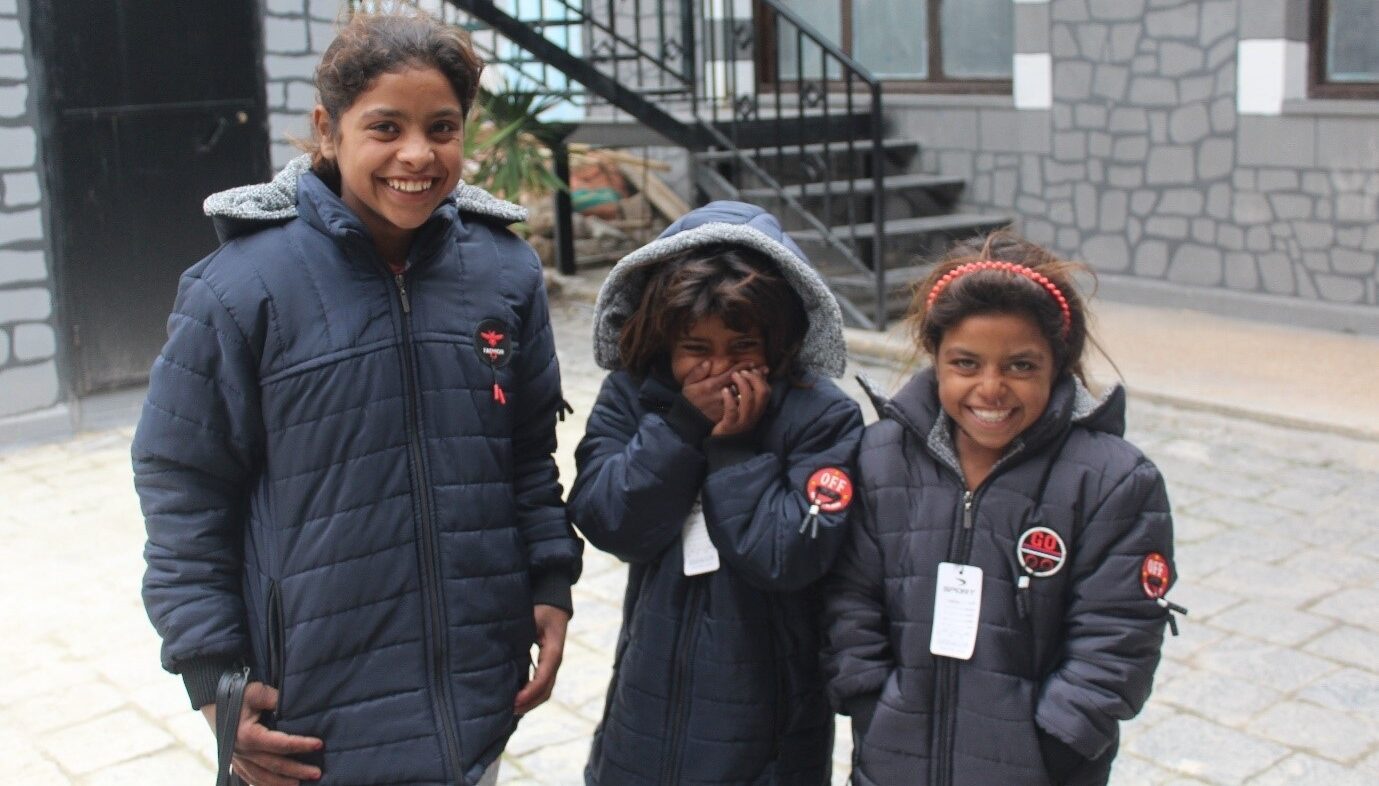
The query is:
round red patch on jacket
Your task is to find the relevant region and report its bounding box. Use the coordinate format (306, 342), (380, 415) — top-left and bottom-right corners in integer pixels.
(1141, 553), (1172, 599)
(1017, 526), (1067, 577)
(805, 467), (853, 512)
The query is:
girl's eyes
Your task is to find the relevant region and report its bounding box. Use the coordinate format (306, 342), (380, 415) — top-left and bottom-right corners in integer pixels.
(1009, 360), (1038, 373)
(369, 122), (399, 135)
(950, 358), (978, 371)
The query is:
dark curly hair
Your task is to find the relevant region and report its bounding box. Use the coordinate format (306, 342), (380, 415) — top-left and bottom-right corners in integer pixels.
(303, 7), (483, 181)
(617, 244), (809, 379)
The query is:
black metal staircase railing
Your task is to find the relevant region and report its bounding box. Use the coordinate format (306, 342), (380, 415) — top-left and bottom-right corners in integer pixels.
(362, 0), (891, 329)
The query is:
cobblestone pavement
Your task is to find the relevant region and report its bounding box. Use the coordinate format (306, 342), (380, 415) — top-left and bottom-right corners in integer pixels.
(4, 297), (1378, 784)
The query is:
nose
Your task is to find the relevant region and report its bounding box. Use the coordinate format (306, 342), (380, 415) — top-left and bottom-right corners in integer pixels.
(397, 132), (434, 168)
(975, 369), (1005, 402)
(707, 353), (732, 377)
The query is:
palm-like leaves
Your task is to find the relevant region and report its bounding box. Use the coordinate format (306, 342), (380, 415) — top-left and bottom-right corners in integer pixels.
(464, 89), (575, 202)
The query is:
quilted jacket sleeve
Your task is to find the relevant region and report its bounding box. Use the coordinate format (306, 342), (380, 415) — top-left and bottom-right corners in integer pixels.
(699, 392), (863, 592)
(134, 269), (262, 693)
(1035, 457), (1175, 760)
(511, 275), (584, 599)
(568, 374), (709, 564)
(822, 486), (893, 724)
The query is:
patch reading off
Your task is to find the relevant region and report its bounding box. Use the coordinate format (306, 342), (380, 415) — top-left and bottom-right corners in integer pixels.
(805, 467), (853, 513)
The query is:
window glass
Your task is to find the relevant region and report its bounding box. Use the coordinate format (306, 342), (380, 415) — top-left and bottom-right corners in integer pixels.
(776, 0), (841, 80)
(852, 0), (929, 79)
(941, 0), (1013, 79)
(1326, 0), (1379, 82)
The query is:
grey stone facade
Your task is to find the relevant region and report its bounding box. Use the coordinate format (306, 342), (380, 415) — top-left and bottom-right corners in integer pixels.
(0, 1), (338, 430)
(263, 0), (340, 168)
(0, 0), (58, 423)
(900, 0), (1379, 333)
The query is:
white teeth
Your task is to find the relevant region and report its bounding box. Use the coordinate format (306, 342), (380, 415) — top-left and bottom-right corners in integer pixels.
(970, 408), (1013, 423)
(387, 179), (433, 193)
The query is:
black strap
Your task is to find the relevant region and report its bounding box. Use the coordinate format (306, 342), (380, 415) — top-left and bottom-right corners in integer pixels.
(215, 667), (249, 786)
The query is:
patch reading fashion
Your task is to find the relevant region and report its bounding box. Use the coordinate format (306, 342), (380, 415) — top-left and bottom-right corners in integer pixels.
(1016, 526), (1067, 577)
(1141, 552), (1172, 600)
(805, 467), (853, 513)
(474, 319), (513, 368)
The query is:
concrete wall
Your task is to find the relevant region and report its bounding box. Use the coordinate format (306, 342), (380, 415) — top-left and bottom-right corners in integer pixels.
(0, 0), (59, 425)
(897, 0), (1379, 333)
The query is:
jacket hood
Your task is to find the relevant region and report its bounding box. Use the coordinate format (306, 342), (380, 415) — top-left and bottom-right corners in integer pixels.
(863, 367), (1125, 478)
(591, 200), (848, 378)
(202, 154), (527, 242)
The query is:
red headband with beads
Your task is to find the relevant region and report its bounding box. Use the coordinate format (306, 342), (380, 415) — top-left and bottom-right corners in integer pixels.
(925, 261), (1072, 338)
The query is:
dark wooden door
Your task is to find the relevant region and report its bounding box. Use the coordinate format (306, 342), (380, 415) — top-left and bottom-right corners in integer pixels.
(33, 1), (271, 394)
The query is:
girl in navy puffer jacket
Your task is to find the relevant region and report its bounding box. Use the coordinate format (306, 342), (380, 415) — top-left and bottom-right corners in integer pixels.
(825, 231), (1183, 786)
(134, 11), (580, 786)
(571, 202), (864, 785)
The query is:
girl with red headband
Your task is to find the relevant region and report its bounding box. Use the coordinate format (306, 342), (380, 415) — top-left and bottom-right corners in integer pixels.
(824, 230), (1183, 785)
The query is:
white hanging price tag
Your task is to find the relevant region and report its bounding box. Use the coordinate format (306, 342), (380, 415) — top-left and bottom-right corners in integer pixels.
(930, 562), (983, 660)
(682, 499), (719, 576)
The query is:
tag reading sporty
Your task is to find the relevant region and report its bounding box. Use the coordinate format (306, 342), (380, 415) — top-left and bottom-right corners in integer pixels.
(682, 499), (719, 576)
(930, 562), (983, 660)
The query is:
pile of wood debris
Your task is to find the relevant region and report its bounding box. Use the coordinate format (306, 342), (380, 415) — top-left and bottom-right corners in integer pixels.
(526, 146), (690, 269)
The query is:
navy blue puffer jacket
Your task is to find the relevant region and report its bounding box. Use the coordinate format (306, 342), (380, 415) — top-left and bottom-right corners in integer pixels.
(571, 202), (864, 785)
(825, 370), (1177, 786)
(134, 159), (582, 786)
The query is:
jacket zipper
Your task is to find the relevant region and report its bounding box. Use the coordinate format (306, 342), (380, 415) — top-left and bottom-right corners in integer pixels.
(660, 577), (706, 786)
(394, 271), (465, 782)
(932, 490), (974, 786)
(266, 581), (285, 695)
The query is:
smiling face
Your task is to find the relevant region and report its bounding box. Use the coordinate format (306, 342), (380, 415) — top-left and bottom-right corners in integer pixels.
(935, 312), (1055, 481)
(314, 67), (464, 266)
(670, 314), (767, 385)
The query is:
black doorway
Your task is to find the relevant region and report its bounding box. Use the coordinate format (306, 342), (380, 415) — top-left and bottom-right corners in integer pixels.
(32, 1), (272, 395)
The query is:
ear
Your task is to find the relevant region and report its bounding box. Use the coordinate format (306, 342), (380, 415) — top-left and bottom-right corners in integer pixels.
(312, 105), (336, 160)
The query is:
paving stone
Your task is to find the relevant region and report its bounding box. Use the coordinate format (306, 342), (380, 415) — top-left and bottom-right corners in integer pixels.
(1126, 714), (1287, 784)
(1206, 601), (1334, 647)
(1152, 670), (1282, 727)
(1193, 636), (1339, 693)
(82, 749), (215, 786)
(1309, 588), (1379, 632)
(37, 709), (173, 775)
(1246, 700), (1377, 761)
(8, 679), (128, 734)
(1198, 559), (1336, 610)
(1297, 667), (1379, 718)
(1247, 753), (1379, 786)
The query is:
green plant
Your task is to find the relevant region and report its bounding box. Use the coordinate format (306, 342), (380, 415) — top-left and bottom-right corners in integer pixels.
(464, 89), (575, 202)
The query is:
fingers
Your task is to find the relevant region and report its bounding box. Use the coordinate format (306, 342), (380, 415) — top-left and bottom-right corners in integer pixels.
(514, 643), (563, 715)
(243, 682), (279, 712)
(236, 749), (322, 783)
(682, 360), (712, 386)
(233, 754), (307, 786)
(241, 722), (326, 755)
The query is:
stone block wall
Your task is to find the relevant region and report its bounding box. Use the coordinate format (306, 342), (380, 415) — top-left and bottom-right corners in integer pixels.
(0, 0), (59, 421)
(263, 0), (341, 168)
(898, 0), (1379, 333)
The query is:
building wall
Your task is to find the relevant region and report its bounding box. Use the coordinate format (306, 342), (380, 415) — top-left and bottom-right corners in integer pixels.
(897, 0), (1379, 333)
(0, 0), (340, 432)
(0, 0), (59, 423)
(263, 0), (341, 168)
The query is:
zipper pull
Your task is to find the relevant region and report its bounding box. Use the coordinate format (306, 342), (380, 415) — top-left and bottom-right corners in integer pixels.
(1156, 597), (1188, 636)
(557, 398), (574, 422)
(798, 502), (821, 538)
(493, 382), (507, 405)
(394, 273), (411, 314)
(963, 492), (974, 529)
(1016, 575), (1031, 619)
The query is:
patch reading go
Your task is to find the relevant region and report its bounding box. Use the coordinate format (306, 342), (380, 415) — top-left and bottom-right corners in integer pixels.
(805, 467), (853, 513)
(1141, 552), (1173, 600)
(474, 319), (513, 368)
(1016, 526), (1067, 577)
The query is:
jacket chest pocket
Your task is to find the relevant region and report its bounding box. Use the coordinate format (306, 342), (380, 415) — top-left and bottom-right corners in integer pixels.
(1009, 510), (1078, 678)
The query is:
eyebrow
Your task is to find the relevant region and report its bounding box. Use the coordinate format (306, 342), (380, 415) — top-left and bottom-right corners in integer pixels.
(359, 107), (464, 120)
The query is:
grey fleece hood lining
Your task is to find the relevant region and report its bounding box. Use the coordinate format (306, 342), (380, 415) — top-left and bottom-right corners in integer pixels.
(201, 154), (527, 225)
(592, 207), (849, 379)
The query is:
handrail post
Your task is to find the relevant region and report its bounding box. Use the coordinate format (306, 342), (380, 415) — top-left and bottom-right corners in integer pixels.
(682, 0), (697, 114)
(872, 81), (886, 331)
(552, 138), (577, 276)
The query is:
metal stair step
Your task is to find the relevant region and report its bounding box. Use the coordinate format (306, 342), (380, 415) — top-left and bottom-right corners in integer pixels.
(694, 137), (918, 160)
(789, 212), (1012, 244)
(740, 173), (966, 199)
